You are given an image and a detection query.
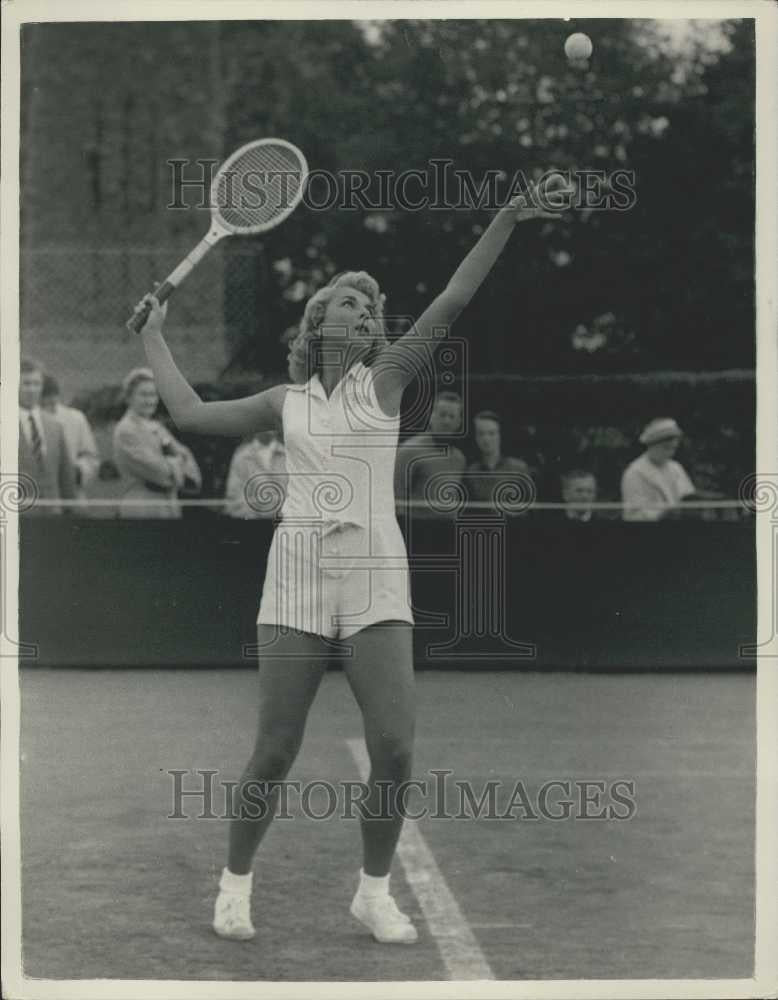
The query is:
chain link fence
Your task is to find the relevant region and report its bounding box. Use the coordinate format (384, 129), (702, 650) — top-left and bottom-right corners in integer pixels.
(20, 244), (235, 395)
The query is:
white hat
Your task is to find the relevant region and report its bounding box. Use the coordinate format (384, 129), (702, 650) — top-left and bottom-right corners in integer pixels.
(639, 418), (682, 445)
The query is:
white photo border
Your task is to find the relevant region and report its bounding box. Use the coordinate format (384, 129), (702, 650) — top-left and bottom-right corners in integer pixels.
(1, 2), (776, 998)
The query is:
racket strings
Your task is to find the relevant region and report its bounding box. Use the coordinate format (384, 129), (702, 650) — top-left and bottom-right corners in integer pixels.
(214, 143), (305, 232)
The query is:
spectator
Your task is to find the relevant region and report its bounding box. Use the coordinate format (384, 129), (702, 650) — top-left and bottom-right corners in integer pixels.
(466, 410), (533, 514)
(225, 430), (287, 519)
(41, 374), (100, 506)
(113, 367), (202, 519)
(18, 357), (76, 515)
(560, 469), (598, 522)
(393, 390), (466, 515)
(621, 418), (694, 521)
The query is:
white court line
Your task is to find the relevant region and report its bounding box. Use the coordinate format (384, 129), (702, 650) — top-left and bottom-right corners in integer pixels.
(346, 738), (495, 982)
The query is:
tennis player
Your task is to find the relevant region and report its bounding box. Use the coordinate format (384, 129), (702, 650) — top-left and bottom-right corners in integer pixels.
(133, 179), (569, 944)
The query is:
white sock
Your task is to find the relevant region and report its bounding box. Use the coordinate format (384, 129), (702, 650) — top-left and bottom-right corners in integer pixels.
(219, 867), (253, 896)
(358, 869), (390, 897)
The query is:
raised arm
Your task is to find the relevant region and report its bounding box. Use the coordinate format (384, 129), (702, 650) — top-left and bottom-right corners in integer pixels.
(372, 177), (571, 413)
(134, 296), (284, 437)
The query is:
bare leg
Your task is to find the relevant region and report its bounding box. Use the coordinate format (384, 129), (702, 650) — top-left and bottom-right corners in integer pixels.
(342, 622), (415, 877)
(227, 625), (331, 874)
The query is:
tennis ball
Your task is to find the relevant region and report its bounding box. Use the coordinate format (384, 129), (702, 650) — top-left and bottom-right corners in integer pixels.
(564, 33), (593, 60)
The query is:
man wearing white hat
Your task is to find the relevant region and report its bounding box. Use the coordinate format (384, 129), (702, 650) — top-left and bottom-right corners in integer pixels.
(621, 418), (695, 521)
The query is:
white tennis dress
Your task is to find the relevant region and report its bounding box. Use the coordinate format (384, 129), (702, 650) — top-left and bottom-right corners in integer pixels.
(257, 361), (414, 639)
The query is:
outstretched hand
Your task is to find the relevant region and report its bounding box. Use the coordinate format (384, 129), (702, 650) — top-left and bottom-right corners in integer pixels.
(506, 174), (576, 222)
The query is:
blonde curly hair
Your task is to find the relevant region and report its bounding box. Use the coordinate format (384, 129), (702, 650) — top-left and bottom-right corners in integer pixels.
(287, 271), (387, 384)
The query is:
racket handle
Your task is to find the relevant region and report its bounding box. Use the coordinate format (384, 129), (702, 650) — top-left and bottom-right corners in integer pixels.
(126, 280), (176, 334)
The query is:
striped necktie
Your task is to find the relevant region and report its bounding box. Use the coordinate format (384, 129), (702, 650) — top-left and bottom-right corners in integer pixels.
(28, 413), (43, 467)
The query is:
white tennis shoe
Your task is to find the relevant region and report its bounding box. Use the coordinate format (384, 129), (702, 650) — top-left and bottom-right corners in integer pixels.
(213, 891), (256, 941)
(350, 889), (418, 944)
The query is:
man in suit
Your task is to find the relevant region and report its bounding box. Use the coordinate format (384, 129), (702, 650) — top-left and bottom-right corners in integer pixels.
(466, 410), (534, 516)
(18, 358), (76, 515)
(393, 391), (467, 517)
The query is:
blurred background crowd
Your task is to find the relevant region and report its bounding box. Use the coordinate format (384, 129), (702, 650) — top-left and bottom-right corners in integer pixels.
(19, 354), (743, 522)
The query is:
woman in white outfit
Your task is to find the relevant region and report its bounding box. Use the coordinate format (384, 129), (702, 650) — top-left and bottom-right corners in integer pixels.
(133, 181), (567, 944)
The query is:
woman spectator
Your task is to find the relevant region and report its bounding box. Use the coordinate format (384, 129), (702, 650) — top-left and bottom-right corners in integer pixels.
(113, 367), (202, 518)
(621, 418), (694, 521)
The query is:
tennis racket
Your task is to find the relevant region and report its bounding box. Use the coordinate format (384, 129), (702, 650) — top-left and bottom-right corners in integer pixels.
(126, 137), (309, 333)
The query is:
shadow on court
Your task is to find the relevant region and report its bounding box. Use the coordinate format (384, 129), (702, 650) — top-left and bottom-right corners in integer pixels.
(19, 669), (754, 981)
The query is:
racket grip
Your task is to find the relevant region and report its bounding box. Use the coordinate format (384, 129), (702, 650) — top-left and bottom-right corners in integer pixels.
(126, 280), (176, 334)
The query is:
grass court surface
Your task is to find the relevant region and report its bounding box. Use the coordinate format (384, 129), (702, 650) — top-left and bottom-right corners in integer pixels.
(20, 668), (754, 981)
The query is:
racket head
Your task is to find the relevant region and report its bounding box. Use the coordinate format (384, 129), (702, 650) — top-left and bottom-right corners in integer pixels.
(210, 138), (309, 236)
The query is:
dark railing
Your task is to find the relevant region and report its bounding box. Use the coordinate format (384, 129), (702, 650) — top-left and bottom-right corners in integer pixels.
(18, 514), (756, 670)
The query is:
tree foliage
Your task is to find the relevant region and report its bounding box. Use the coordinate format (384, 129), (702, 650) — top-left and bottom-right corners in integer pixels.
(20, 18), (755, 378)
(219, 18), (754, 376)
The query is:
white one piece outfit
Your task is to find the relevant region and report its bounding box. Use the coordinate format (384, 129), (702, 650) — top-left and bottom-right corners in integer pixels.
(257, 361), (414, 640)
